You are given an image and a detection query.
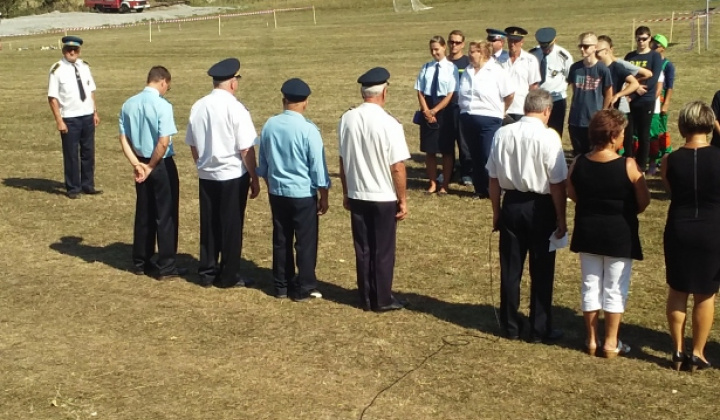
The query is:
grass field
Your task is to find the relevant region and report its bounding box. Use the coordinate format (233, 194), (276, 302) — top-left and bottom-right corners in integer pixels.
(2, 0), (720, 419)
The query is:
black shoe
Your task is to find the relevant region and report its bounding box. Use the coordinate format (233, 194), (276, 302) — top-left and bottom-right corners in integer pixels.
(82, 188), (103, 195)
(671, 351), (690, 371)
(531, 328), (564, 344)
(690, 355), (712, 372)
(67, 192), (80, 199)
(372, 299), (405, 312)
(291, 293), (312, 302)
(156, 267), (189, 281)
(216, 276), (255, 289)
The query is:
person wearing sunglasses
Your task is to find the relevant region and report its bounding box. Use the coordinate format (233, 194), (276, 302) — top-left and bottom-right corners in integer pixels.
(624, 26), (664, 174)
(529, 27), (573, 137)
(47, 35), (101, 199)
(567, 32), (613, 156)
(486, 28), (509, 65)
(501, 26), (541, 123)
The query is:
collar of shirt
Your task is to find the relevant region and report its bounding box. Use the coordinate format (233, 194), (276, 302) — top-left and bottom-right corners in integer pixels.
(210, 88), (237, 100)
(282, 109), (304, 118)
(518, 115), (547, 126)
(142, 86), (161, 96)
(62, 57), (78, 66)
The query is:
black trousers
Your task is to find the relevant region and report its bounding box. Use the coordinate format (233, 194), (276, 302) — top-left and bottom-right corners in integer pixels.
(133, 156), (180, 275)
(269, 194), (319, 298)
(61, 114), (95, 194)
(499, 190), (558, 338)
(623, 112), (635, 158)
(548, 98), (566, 138)
(198, 174), (250, 286)
(459, 114), (502, 196)
(349, 199), (398, 309)
(448, 103), (472, 177)
(629, 101), (654, 170)
(568, 125), (590, 156)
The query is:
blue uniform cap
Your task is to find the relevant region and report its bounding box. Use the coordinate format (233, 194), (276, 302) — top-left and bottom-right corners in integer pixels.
(504, 26), (528, 42)
(207, 58), (241, 82)
(535, 27), (557, 45)
(281, 78), (311, 102)
(61, 36), (83, 48)
(486, 28), (507, 42)
(357, 67), (390, 87)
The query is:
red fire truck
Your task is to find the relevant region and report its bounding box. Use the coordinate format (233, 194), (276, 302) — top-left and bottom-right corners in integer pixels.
(84, 0), (149, 13)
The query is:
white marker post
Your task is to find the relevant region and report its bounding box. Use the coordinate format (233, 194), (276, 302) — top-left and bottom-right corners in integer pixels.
(273, 9), (277, 29)
(149, 20), (152, 42)
(313, 6), (317, 24)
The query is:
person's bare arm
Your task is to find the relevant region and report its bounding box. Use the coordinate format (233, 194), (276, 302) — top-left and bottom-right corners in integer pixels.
(661, 88), (673, 114)
(391, 161), (407, 221)
(503, 94), (514, 114)
(549, 181), (568, 238)
(189, 146), (199, 164)
(240, 146), (259, 199)
(626, 157), (650, 213)
(48, 97), (67, 133)
(92, 91), (99, 126)
(566, 158), (578, 202)
(339, 157), (349, 211)
(119, 134), (147, 183)
(602, 86), (613, 110)
(610, 75), (640, 107)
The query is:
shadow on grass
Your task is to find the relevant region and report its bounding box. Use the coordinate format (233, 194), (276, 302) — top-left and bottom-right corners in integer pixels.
(3, 177), (65, 195)
(48, 235), (273, 289)
(646, 177), (669, 201)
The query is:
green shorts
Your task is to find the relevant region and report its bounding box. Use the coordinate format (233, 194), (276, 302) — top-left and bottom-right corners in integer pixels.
(650, 112), (668, 138)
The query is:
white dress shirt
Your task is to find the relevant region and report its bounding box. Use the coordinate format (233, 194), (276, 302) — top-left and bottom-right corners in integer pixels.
(486, 116), (568, 194)
(502, 50), (542, 115)
(457, 61), (514, 119)
(185, 89), (258, 181)
(414, 57), (459, 97)
(533, 44), (573, 101)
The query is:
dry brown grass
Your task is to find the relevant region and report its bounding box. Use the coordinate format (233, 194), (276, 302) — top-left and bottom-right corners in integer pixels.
(1, 1), (720, 419)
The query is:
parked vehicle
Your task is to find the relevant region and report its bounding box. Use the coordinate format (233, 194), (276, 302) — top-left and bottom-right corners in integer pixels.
(84, 0), (149, 13)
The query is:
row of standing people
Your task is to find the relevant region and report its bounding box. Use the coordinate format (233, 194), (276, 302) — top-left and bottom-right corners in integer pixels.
(413, 26), (675, 198)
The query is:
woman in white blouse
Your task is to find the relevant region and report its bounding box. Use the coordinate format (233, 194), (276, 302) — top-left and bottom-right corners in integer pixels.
(457, 40), (514, 198)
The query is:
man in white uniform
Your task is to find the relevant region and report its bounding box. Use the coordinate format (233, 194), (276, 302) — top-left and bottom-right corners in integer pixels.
(502, 26), (541, 122)
(529, 27), (574, 137)
(487, 89), (568, 343)
(338, 67), (410, 312)
(47, 35), (101, 199)
(185, 58), (260, 288)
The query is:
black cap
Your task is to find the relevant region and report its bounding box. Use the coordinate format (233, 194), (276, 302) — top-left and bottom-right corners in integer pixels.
(281, 78), (311, 102)
(535, 27), (557, 45)
(357, 67), (390, 87)
(207, 58), (241, 82)
(504, 26), (528, 42)
(61, 36), (83, 47)
(486, 28), (507, 42)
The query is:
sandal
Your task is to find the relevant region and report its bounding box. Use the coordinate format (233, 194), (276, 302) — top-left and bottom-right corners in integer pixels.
(602, 340), (631, 359)
(585, 340), (601, 357)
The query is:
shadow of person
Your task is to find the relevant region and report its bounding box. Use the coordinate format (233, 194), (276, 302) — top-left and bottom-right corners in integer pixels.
(646, 177), (669, 201)
(49, 235), (197, 282)
(3, 177), (66, 195)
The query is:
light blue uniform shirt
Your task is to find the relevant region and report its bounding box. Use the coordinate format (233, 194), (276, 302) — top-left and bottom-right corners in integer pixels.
(257, 110), (331, 198)
(119, 87), (177, 158)
(414, 57), (459, 97)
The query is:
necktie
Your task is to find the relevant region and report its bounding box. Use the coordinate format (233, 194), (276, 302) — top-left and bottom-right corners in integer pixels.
(430, 63), (440, 106)
(75, 64), (87, 102)
(540, 54), (547, 85)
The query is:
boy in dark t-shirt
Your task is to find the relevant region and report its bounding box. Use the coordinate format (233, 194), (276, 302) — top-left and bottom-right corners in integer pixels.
(624, 26), (664, 172)
(567, 32), (612, 156)
(447, 29), (473, 184)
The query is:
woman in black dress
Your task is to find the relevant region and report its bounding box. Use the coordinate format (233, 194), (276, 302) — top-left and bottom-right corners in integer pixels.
(662, 101), (720, 371)
(567, 109), (650, 358)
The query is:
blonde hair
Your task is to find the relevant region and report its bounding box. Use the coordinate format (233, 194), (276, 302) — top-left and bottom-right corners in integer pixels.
(578, 32), (597, 44)
(678, 101), (715, 137)
(467, 40), (493, 59)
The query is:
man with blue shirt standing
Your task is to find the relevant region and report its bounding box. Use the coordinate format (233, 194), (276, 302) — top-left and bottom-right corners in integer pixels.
(185, 58), (260, 289)
(257, 78), (330, 301)
(119, 66), (186, 279)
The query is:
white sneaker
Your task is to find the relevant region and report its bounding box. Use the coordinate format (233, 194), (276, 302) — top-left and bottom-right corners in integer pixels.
(309, 289), (323, 299)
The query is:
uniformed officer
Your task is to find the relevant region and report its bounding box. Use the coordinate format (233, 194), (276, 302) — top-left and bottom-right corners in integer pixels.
(529, 27), (574, 137)
(185, 58), (260, 288)
(502, 27), (541, 122)
(119, 66), (186, 279)
(257, 78), (331, 301)
(486, 28), (509, 65)
(47, 35), (101, 199)
(338, 67), (410, 312)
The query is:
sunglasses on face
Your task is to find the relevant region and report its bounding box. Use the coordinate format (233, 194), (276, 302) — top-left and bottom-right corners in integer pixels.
(578, 44), (595, 50)
(64, 47), (79, 53)
(636, 36), (650, 41)
(448, 40), (463, 45)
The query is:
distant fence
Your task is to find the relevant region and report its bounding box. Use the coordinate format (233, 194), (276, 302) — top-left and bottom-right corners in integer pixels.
(0, 6), (316, 39)
(632, 9), (717, 51)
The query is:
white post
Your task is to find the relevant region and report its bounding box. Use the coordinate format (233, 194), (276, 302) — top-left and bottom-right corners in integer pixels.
(313, 5), (316, 25)
(157, 21), (161, 33)
(698, 15), (702, 53)
(669, 12), (675, 43)
(218, 15), (221, 36)
(631, 19), (636, 50)
(706, 0), (710, 50)
(273, 9), (277, 29)
(149, 21), (152, 42)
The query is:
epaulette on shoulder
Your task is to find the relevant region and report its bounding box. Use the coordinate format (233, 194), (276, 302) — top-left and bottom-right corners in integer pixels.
(83, 60), (90, 67)
(50, 62), (61, 73)
(558, 50), (569, 61)
(161, 97), (172, 105)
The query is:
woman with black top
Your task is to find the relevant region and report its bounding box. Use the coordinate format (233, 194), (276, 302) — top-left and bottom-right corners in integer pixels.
(414, 35), (459, 195)
(567, 109), (650, 358)
(662, 101), (720, 371)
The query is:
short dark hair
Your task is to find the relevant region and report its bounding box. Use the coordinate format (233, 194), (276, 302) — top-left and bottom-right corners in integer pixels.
(635, 26), (651, 36)
(678, 101), (715, 137)
(588, 109), (627, 148)
(597, 35), (613, 48)
(147, 66), (171, 84)
(448, 30), (465, 42)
